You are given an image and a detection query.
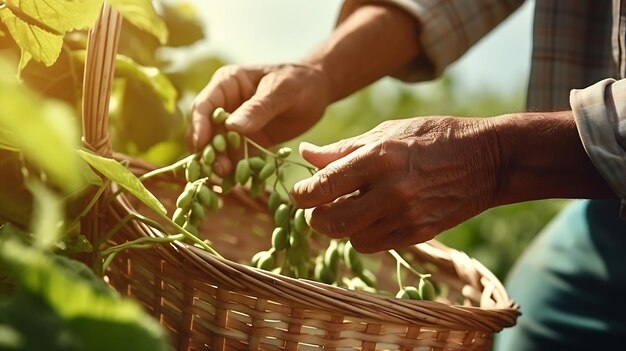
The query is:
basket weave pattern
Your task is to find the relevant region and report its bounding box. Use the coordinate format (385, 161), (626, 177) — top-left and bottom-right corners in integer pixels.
(80, 4), (520, 351)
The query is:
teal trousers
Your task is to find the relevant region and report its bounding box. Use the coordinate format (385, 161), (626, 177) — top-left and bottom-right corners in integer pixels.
(494, 199), (626, 351)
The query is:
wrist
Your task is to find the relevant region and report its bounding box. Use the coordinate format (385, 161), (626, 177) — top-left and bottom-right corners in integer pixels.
(490, 111), (615, 205)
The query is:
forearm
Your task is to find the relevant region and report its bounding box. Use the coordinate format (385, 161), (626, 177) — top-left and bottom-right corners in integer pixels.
(302, 4), (420, 102)
(491, 111), (616, 205)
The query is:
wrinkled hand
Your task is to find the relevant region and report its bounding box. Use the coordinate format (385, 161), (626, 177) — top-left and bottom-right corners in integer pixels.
(189, 63), (331, 175)
(291, 116), (502, 253)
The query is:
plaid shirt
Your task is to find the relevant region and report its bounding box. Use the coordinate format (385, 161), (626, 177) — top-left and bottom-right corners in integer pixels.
(340, 0), (626, 216)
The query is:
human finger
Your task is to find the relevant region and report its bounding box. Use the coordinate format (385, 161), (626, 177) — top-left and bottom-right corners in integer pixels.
(306, 184), (401, 238)
(298, 137), (363, 169)
(225, 73), (294, 135)
(349, 205), (444, 253)
(291, 142), (391, 208)
(189, 66), (260, 151)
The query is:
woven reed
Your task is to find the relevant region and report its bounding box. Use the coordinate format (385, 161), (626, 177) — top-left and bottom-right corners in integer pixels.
(81, 3), (520, 350)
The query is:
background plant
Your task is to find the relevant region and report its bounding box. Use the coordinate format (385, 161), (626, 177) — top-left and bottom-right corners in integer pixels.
(0, 0), (221, 349)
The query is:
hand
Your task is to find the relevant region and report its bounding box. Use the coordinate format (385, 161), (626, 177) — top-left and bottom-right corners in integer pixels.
(291, 116), (502, 253)
(189, 63), (331, 175)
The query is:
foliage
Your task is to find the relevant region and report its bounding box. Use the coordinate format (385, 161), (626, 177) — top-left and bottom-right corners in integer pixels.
(0, 0), (208, 349)
(0, 59), (170, 349)
(0, 235), (168, 351)
(0, 59), (84, 194)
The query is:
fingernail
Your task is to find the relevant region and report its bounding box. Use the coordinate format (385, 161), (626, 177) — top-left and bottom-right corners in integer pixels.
(293, 179), (306, 192)
(298, 141), (317, 155)
(289, 181), (305, 205)
(299, 141), (318, 149)
(225, 114), (251, 130)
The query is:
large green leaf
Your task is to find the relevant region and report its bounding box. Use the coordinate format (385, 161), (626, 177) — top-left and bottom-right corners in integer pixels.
(21, 39), (86, 107)
(0, 130), (19, 152)
(115, 54), (177, 112)
(0, 59), (83, 194)
(77, 150), (167, 215)
(73, 51), (177, 112)
(0, 240), (169, 351)
(168, 55), (225, 94)
(110, 77), (184, 154)
(4, 0), (104, 34)
(161, 2), (204, 47)
(110, 0), (168, 44)
(0, 9), (63, 70)
(0, 292), (82, 351)
(0, 153), (32, 229)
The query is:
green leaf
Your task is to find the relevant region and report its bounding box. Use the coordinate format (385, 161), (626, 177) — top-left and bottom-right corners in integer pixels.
(28, 181), (63, 251)
(4, 0), (104, 34)
(110, 0), (168, 44)
(0, 240), (169, 351)
(161, 2), (204, 47)
(74, 51), (177, 112)
(0, 152), (31, 229)
(0, 59), (83, 194)
(0, 129), (19, 152)
(77, 150), (167, 215)
(0, 9), (63, 69)
(139, 141), (184, 166)
(110, 77), (184, 154)
(56, 234), (93, 255)
(168, 55), (225, 93)
(20, 41), (86, 107)
(77, 156), (104, 187)
(0, 292), (82, 351)
(115, 54), (177, 112)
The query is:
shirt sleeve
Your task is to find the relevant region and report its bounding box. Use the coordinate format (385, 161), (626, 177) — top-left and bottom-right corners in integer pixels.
(571, 79), (626, 218)
(337, 0), (525, 81)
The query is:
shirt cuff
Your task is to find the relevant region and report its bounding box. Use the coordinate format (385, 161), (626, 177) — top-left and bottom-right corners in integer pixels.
(570, 78), (626, 219)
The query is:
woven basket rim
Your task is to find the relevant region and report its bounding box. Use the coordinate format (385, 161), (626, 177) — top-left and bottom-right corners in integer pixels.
(110, 156), (520, 333)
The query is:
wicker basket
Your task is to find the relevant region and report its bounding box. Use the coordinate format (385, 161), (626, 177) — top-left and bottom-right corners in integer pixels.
(80, 4), (520, 351)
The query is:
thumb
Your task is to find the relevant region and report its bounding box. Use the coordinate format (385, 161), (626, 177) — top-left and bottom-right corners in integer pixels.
(299, 138), (362, 169)
(225, 80), (291, 134)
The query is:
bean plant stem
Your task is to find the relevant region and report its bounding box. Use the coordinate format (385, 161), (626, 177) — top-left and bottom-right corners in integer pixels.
(96, 213), (133, 249)
(396, 260), (404, 290)
(101, 234), (185, 271)
(64, 179), (110, 235)
(389, 249), (430, 279)
(139, 154), (196, 181)
(95, 211), (167, 249)
(101, 233), (185, 257)
(155, 210), (222, 257)
(245, 137), (317, 173)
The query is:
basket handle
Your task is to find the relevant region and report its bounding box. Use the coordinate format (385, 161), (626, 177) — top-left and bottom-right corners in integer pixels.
(81, 2), (122, 157)
(80, 2), (122, 266)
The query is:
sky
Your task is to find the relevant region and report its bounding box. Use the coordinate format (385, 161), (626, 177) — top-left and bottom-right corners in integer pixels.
(170, 0), (534, 97)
